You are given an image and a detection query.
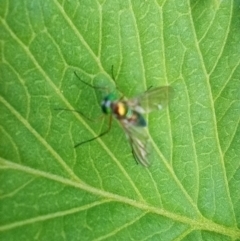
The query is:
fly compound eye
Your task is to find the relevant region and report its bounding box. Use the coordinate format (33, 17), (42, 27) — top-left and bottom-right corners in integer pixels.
(101, 98), (111, 114)
(101, 100), (107, 114)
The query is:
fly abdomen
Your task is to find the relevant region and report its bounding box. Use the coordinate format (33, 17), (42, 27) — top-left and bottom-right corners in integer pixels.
(125, 108), (146, 127)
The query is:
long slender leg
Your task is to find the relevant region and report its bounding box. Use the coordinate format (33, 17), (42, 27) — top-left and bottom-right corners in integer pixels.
(74, 71), (99, 89)
(55, 72), (105, 120)
(111, 65), (116, 82)
(74, 115), (112, 148)
(74, 71), (109, 92)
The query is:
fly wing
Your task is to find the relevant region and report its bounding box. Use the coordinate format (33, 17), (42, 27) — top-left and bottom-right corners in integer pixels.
(127, 86), (173, 114)
(120, 120), (151, 167)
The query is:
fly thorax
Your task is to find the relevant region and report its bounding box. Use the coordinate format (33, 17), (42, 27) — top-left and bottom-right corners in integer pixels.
(123, 105), (138, 124)
(112, 101), (128, 119)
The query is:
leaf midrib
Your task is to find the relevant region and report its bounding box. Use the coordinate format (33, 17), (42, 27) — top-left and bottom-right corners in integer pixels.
(1, 158), (239, 239)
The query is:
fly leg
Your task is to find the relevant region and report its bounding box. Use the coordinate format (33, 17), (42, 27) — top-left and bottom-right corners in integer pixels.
(74, 115), (112, 148)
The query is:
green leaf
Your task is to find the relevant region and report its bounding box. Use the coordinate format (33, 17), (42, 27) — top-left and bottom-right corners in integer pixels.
(0, 0), (240, 240)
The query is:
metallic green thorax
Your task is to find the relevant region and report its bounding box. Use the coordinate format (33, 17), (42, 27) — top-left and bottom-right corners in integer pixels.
(101, 94), (146, 127)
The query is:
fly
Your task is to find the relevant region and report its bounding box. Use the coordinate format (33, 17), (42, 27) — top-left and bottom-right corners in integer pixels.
(74, 71), (173, 167)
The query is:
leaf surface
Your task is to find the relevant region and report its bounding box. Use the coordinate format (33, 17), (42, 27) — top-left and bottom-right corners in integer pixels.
(0, 0), (240, 240)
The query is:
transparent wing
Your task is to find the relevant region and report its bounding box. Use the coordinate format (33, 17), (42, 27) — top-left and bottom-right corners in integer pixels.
(120, 120), (151, 167)
(127, 86), (173, 114)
